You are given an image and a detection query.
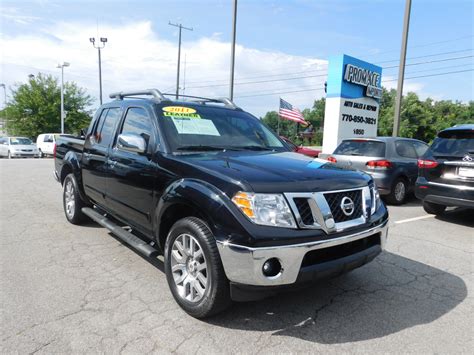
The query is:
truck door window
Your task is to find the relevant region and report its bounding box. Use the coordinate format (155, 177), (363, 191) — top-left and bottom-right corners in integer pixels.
(95, 108), (121, 148)
(119, 107), (153, 149)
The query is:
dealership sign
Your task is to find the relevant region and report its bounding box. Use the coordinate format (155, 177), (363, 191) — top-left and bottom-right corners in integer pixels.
(322, 55), (383, 153)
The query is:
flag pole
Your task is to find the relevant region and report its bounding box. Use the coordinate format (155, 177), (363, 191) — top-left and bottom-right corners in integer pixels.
(277, 98), (281, 135)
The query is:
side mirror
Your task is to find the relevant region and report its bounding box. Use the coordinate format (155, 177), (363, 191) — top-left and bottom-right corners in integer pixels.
(117, 133), (146, 154)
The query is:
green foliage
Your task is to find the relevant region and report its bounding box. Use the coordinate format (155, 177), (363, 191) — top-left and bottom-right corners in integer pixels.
(4, 73), (93, 138)
(263, 89), (472, 145)
(377, 87), (473, 143)
(261, 98), (325, 146)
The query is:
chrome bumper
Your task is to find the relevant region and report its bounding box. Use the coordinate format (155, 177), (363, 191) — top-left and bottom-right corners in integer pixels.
(216, 219), (388, 286)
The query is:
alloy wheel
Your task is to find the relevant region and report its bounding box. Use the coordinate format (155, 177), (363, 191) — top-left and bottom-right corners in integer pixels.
(170, 233), (208, 303)
(64, 180), (76, 219)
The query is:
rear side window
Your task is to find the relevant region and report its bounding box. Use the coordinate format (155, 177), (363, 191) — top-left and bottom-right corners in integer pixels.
(43, 134), (53, 143)
(95, 108), (121, 148)
(334, 140), (386, 157)
(431, 130), (474, 157)
(395, 141), (417, 159)
(413, 141), (429, 157)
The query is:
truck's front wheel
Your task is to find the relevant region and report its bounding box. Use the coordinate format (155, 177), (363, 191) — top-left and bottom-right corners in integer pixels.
(63, 173), (87, 225)
(164, 217), (231, 318)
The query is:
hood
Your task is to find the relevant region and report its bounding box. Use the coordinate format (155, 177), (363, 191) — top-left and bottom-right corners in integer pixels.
(171, 151), (371, 193)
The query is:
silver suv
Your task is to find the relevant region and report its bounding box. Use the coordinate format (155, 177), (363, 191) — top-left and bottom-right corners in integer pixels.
(327, 137), (429, 204)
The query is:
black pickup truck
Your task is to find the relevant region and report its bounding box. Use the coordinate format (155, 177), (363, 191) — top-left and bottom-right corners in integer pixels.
(54, 89), (389, 318)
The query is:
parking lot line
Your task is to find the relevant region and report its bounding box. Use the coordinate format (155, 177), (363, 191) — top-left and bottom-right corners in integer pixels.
(394, 215), (435, 224)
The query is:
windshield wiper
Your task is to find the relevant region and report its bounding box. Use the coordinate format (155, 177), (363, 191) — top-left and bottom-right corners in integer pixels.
(234, 145), (274, 151)
(177, 145), (229, 151)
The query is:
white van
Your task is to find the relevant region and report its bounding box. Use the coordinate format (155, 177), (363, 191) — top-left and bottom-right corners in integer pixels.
(36, 133), (60, 157)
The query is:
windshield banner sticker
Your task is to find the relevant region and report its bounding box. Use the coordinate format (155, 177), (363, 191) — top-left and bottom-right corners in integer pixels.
(163, 106), (197, 114)
(171, 117), (220, 136)
(163, 111), (201, 119)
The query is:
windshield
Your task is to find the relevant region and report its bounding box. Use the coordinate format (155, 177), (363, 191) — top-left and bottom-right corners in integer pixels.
(158, 105), (286, 152)
(431, 130), (474, 157)
(334, 140), (386, 157)
(10, 137), (33, 145)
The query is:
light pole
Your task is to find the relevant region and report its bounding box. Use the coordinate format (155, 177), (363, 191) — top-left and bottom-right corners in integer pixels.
(393, 0), (412, 136)
(229, 0), (238, 101)
(169, 22), (193, 99)
(0, 83), (6, 133)
(57, 62), (70, 134)
(89, 37), (107, 105)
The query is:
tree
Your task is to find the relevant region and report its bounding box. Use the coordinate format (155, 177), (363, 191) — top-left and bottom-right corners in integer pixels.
(4, 73), (93, 138)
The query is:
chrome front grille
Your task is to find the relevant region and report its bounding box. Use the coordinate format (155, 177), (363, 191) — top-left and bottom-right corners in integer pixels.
(324, 189), (363, 223)
(285, 186), (372, 234)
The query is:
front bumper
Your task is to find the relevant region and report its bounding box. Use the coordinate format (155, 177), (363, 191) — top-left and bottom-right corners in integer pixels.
(10, 152), (39, 158)
(216, 219), (388, 287)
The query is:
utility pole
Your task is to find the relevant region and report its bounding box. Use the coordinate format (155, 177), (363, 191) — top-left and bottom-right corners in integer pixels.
(89, 37), (107, 105)
(393, 0), (412, 137)
(229, 0), (238, 101)
(169, 22), (193, 99)
(57, 62), (70, 134)
(0, 83), (6, 134)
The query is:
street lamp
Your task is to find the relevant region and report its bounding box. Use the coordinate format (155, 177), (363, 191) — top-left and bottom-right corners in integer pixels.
(57, 62), (70, 134)
(89, 37), (107, 105)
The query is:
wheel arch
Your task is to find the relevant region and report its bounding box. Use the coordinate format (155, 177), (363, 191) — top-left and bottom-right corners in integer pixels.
(154, 179), (247, 252)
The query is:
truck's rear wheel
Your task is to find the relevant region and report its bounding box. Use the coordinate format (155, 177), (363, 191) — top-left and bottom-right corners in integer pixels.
(63, 173), (87, 225)
(164, 217), (231, 318)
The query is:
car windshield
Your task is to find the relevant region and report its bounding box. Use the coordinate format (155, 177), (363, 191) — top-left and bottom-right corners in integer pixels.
(334, 140), (386, 157)
(158, 105), (287, 152)
(430, 130), (474, 157)
(10, 138), (33, 145)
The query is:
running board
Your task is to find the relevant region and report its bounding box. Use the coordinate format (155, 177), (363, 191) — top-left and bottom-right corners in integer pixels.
(82, 207), (158, 258)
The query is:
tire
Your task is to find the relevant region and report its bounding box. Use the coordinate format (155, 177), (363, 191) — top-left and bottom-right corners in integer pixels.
(386, 177), (408, 205)
(164, 217), (231, 318)
(38, 149), (44, 158)
(7, 151), (12, 159)
(63, 173), (87, 225)
(423, 201), (446, 215)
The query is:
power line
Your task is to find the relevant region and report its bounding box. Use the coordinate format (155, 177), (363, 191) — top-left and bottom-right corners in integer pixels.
(384, 55), (473, 69)
(378, 48), (472, 64)
(187, 54), (473, 90)
(235, 69), (474, 98)
(184, 45), (472, 86)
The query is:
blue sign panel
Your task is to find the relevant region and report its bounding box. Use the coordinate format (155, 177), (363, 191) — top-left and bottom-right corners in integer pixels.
(326, 54), (383, 100)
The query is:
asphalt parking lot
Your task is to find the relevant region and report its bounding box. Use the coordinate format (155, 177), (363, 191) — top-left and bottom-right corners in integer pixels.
(1, 159), (473, 354)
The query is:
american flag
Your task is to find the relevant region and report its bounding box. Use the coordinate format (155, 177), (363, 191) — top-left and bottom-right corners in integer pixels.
(279, 98), (307, 125)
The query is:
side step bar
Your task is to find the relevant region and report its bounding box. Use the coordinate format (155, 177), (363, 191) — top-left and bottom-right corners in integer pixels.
(82, 207), (158, 258)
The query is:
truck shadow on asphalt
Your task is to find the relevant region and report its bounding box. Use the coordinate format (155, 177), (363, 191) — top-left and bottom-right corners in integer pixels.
(207, 251), (467, 344)
(435, 208), (474, 228)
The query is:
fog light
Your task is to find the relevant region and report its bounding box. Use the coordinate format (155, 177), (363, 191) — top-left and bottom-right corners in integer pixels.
(262, 258), (282, 277)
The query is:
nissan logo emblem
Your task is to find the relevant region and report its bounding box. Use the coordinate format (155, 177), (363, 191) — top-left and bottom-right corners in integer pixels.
(340, 196), (355, 216)
(462, 155), (473, 162)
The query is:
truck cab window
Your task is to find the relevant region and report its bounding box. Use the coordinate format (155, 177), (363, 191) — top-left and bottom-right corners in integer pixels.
(120, 107), (154, 147)
(95, 108), (121, 148)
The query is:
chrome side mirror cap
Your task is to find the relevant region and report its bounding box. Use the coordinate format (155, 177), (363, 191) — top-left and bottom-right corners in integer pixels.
(117, 133), (147, 154)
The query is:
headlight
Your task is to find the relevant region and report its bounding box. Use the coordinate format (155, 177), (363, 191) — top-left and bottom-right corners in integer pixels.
(370, 184), (381, 215)
(232, 192), (296, 228)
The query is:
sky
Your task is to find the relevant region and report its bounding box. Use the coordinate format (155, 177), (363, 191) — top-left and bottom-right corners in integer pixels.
(0, 0), (473, 116)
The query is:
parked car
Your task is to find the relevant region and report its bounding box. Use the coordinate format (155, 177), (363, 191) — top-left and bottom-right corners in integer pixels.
(54, 89), (388, 318)
(0, 136), (40, 158)
(416, 124), (474, 214)
(37, 133), (61, 158)
(327, 137), (429, 205)
(280, 136), (321, 157)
